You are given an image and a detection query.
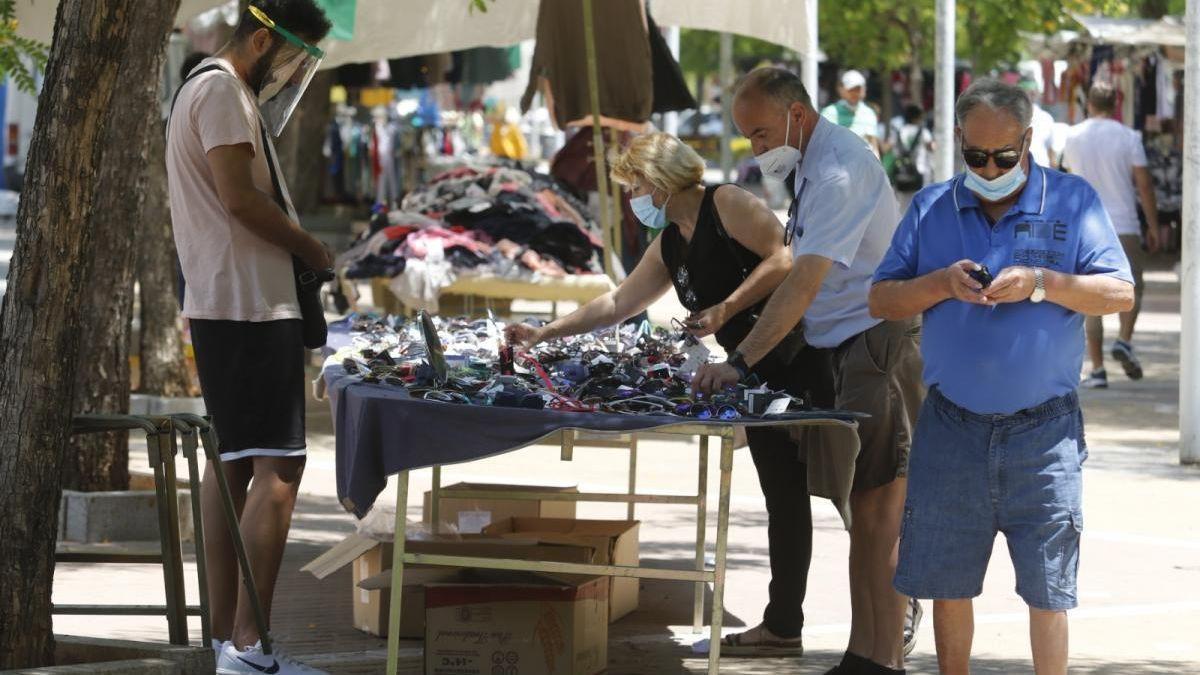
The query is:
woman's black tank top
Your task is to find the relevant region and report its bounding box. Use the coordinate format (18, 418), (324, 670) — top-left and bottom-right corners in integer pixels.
(658, 184), (766, 354)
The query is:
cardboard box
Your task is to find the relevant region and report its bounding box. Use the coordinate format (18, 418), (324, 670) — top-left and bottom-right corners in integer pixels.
(425, 570), (608, 675)
(301, 533), (600, 638)
(482, 517), (640, 622)
(422, 482), (578, 534)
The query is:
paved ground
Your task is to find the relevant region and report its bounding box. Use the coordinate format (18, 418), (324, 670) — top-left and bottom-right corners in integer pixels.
(51, 265), (1200, 674)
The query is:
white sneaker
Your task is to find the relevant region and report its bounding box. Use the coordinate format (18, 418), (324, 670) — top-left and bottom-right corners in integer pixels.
(216, 641), (328, 675)
(212, 638), (227, 657)
(903, 597), (923, 656)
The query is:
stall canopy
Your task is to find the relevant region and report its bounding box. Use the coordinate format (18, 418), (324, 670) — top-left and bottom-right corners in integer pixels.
(13, 0), (233, 45)
(1070, 13), (1186, 47)
(16, 0), (812, 71)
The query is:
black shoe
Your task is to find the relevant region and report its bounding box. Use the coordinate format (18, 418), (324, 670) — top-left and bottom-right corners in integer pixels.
(1111, 340), (1144, 380)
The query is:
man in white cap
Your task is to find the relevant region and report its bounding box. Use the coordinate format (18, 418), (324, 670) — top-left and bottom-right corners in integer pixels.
(822, 69), (881, 156)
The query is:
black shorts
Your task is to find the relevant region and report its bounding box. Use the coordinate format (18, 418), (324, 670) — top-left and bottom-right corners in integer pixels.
(190, 318), (307, 460)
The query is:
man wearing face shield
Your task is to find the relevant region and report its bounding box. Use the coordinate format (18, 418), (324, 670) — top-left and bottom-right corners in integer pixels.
(693, 67), (924, 673)
(165, 2), (331, 673)
(869, 79), (1134, 674)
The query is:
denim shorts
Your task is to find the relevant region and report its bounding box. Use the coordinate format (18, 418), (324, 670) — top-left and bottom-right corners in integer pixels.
(893, 386), (1086, 611)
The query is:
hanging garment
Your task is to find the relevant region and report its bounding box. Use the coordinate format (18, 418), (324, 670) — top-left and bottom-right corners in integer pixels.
(645, 10), (697, 114)
(461, 46), (521, 86)
(335, 62), (375, 87)
(520, 0), (653, 126)
(386, 56), (430, 89)
(1157, 57), (1175, 120)
(491, 122), (529, 160)
(326, 120), (346, 200)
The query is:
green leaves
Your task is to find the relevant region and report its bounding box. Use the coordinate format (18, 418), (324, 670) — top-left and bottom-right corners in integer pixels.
(0, 0), (49, 94)
(819, 0), (1178, 78)
(678, 29), (787, 77)
(469, 0), (495, 14)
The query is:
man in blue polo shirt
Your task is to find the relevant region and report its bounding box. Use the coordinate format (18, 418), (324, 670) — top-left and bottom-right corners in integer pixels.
(868, 79), (1134, 674)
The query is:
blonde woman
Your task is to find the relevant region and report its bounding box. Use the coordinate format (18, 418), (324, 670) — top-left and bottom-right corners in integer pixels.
(506, 132), (834, 656)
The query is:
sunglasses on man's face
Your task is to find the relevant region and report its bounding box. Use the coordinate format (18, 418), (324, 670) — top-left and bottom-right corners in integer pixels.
(960, 133), (1028, 170)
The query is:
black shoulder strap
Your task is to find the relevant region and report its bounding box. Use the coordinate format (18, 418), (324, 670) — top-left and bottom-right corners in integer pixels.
(706, 184), (753, 281)
(167, 63), (224, 139)
(899, 127), (922, 157)
(258, 121), (287, 210)
(166, 61), (287, 210)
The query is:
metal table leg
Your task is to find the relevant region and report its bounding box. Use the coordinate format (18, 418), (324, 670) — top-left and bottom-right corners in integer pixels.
(176, 422), (213, 647)
(693, 434), (709, 633)
(561, 429), (575, 461)
(160, 423), (190, 645)
(430, 465), (442, 534)
(626, 436), (638, 521)
(386, 471), (411, 675)
(707, 431), (735, 675)
(147, 423), (186, 645)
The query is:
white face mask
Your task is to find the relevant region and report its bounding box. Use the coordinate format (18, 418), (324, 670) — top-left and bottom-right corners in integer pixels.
(961, 133), (1030, 202)
(963, 161), (1027, 202)
(754, 112), (803, 181)
(630, 191), (670, 230)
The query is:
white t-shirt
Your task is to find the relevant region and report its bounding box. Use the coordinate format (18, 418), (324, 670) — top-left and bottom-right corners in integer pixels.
(787, 117), (899, 348)
(166, 58), (301, 322)
(1029, 104), (1056, 167)
(1061, 117), (1147, 236)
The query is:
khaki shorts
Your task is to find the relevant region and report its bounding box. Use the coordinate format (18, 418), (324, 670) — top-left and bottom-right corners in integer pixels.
(832, 318), (926, 492)
(1085, 234), (1144, 341)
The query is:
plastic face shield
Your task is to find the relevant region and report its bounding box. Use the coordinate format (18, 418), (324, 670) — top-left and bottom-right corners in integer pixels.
(249, 5), (324, 136)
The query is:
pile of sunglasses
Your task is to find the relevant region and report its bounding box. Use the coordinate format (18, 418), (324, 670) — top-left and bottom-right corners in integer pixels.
(332, 314), (811, 420)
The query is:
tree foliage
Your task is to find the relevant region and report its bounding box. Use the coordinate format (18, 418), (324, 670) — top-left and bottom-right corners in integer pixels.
(819, 0), (1179, 77)
(0, 0), (49, 93)
(678, 29), (788, 76)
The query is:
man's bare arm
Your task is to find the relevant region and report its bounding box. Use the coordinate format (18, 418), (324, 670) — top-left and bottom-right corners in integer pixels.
(206, 143), (330, 269)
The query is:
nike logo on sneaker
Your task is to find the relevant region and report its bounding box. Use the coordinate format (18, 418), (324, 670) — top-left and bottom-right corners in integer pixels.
(237, 656), (280, 674)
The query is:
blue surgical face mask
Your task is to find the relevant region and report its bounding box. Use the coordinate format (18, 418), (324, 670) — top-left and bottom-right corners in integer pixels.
(631, 191), (670, 230)
(963, 160), (1027, 202)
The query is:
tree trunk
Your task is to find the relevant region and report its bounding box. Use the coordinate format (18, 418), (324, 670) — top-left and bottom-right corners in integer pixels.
(274, 70), (334, 216)
(0, 0), (180, 665)
(61, 0), (180, 493)
(137, 119), (192, 399)
(906, 11), (925, 105)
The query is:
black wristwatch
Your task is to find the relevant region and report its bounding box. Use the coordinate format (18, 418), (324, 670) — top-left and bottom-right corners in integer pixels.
(727, 350), (751, 382)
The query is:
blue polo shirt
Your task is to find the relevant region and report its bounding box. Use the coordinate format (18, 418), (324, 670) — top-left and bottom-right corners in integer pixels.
(873, 164), (1134, 415)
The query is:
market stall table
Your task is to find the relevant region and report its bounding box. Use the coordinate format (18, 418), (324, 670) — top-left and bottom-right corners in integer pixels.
(324, 364), (863, 675)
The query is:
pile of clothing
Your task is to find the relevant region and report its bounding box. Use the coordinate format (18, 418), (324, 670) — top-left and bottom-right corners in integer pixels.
(338, 163), (605, 312)
(327, 314), (811, 420)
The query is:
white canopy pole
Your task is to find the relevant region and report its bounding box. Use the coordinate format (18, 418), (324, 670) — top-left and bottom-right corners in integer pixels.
(720, 32), (734, 182)
(1180, 0), (1200, 465)
(933, 0), (956, 182)
(664, 26), (681, 136)
(802, 0), (818, 100)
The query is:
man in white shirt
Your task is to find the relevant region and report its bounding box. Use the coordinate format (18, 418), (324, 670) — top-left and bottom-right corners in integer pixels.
(696, 66), (924, 673)
(821, 69), (881, 157)
(1062, 82), (1160, 388)
(1020, 77), (1057, 168)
